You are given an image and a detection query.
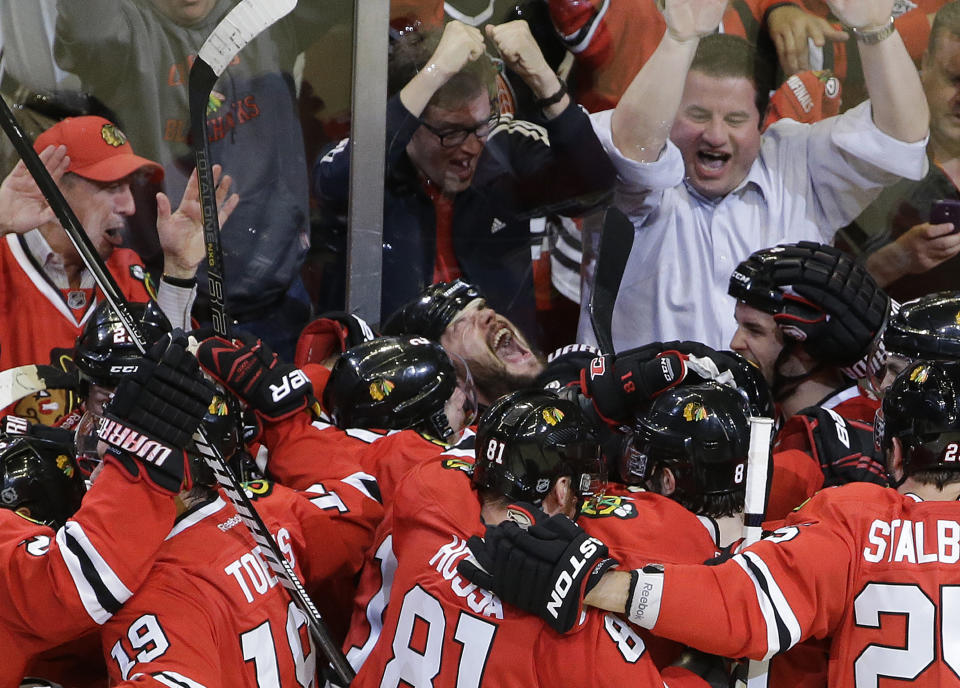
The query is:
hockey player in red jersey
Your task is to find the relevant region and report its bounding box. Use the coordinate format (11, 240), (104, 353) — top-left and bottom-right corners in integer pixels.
(0, 115), (238, 372)
(341, 388), (717, 687)
(463, 357), (960, 688)
(0, 333), (215, 687)
(94, 341), (383, 687)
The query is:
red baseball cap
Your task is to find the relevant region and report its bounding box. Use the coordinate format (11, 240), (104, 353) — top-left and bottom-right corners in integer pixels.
(34, 116), (164, 184)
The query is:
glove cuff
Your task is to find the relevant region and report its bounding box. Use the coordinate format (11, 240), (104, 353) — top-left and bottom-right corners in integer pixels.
(625, 565), (665, 629)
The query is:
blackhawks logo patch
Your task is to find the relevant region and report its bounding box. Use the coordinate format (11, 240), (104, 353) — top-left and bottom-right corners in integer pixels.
(542, 407), (564, 425)
(101, 123), (128, 147)
(441, 457), (474, 474)
(683, 402), (708, 422)
(579, 494), (638, 520)
(909, 365), (929, 384)
(369, 379), (395, 401)
(56, 454), (75, 479)
(243, 480), (275, 500)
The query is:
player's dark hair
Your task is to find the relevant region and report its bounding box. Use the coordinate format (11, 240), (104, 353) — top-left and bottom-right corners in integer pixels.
(652, 465), (745, 518)
(388, 28), (498, 108)
(689, 34), (774, 124)
(930, 1), (960, 52)
(910, 467), (960, 489)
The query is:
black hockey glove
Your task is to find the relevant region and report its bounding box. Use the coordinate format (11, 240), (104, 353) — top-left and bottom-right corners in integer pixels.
(293, 310), (378, 367)
(458, 514), (618, 633)
(798, 406), (888, 488)
(581, 349), (694, 424)
(195, 330), (318, 435)
(98, 333), (216, 494)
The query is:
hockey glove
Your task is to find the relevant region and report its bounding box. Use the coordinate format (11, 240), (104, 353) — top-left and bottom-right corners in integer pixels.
(98, 333), (216, 494)
(581, 349), (693, 424)
(459, 514), (617, 633)
(195, 330), (318, 434)
(293, 310), (378, 369)
(799, 406), (888, 488)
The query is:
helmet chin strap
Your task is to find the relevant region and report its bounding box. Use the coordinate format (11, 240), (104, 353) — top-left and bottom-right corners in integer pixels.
(771, 340), (823, 402)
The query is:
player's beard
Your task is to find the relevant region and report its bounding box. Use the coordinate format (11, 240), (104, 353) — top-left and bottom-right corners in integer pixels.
(469, 356), (544, 407)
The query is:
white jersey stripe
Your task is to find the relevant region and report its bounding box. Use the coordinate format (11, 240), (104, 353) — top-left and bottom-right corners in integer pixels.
(57, 521), (134, 624)
(734, 551), (803, 659)
(346, 535), (397, 672)
(342, 470), (382, 503)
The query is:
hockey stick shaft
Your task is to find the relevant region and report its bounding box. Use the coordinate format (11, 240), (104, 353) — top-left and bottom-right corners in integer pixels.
(187, 0), (298, 339)
(740, 415), (775, 688)
(188, 3), (354, 684)
(589, 207), (634, 354)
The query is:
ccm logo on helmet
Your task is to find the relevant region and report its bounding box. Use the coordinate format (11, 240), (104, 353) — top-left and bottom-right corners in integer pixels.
(546, 537), (603, 620)
(269, 369), (309, 403)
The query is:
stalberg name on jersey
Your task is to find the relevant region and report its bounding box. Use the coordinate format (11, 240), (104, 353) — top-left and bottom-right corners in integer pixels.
(864, 519), (960, 564)
(429, 534), (504, 619)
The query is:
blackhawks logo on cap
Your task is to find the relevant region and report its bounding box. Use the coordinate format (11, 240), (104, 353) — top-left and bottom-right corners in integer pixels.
(909, 365), (929, 384)
(369, 379), (395, 401)
(542, 407), (564, 425)
(100, 123), (128, 147)
(683, 402), (708, 422)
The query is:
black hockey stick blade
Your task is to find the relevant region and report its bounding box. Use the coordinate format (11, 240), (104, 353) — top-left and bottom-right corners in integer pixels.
(187, 0), (298, 338)
(589, 206), (634, 354)
(0, 98), (146, 346)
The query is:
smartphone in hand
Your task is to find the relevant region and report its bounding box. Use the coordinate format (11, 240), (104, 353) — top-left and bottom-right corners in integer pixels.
(930, 199), (960, 232)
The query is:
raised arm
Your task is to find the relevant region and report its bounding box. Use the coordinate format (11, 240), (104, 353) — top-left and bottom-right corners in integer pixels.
(827, 0), (929, 143)
(398, 20), (487, 118)
(0, 145), (69, 236)
(609, 0), (727, 163)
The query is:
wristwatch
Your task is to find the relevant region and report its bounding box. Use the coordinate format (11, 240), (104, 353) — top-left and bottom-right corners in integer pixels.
(849, 16), (895, 45)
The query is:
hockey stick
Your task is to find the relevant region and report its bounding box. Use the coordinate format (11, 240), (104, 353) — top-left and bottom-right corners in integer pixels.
(589, 206), (634, 354)
(187, 3), (355, 684)
(737, 415), (775, 688)
(0, 365), (77, 409)
(187, 0), (298, 337)
(0, 93), (355, 687)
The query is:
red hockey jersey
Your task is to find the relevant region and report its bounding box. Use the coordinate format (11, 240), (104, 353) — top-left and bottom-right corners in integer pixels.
(0, 462), (176, 687)
(0, 235), (153, 371)
(100, 478), (382, 687)
(645, 483), (960, 687)
(344, 457), (708, 687)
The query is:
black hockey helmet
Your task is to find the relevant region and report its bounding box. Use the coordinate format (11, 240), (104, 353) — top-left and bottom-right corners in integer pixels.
(728, 241), (889, 367)
(0, 435), (85, 529)
(884, 291), (960, 361)
(381, 280), (484, 340)
(877, 359), (960, 477)
(323, 336), (461, 440)
(472, 389), (605, 504)
(185, 390), (240, 488)
(74, 300), (172, 389)
(623, 382), (750, 497)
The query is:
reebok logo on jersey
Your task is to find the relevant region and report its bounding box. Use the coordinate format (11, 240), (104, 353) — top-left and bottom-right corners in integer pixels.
(96, 417), (172, 466)
(546, 537), (601, 619)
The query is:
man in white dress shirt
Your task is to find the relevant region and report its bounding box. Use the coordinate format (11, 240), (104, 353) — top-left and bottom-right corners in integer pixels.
(583, 0), (930, 351)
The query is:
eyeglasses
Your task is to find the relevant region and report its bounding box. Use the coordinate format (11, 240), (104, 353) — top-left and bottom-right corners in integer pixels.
(419, 111), (500, 148)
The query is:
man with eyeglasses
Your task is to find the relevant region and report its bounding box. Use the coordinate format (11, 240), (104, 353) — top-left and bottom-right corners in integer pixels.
(313, 19), (616, 340)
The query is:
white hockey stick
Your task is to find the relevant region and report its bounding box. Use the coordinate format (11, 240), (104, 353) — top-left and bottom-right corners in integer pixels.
(188, 3), (354, 685)
(738, 415), (775, 688)
(0, 365), (77, 409)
